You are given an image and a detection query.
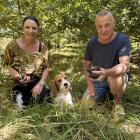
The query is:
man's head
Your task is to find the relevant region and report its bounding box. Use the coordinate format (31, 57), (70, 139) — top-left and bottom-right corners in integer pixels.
(95, 9), (116, 44)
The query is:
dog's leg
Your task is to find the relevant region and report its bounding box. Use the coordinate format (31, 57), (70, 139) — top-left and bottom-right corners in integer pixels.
(66, 93), (73, 106)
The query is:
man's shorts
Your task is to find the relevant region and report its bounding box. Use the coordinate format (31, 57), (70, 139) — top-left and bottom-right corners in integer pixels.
(83, 73), (130, 103)
(83, 80), (109, 102)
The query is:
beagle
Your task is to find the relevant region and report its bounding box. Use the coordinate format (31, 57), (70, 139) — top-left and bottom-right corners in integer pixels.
(50, 72), (73, 105)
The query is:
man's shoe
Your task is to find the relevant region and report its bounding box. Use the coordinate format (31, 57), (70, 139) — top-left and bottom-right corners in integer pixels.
(112, 104), (125, 121)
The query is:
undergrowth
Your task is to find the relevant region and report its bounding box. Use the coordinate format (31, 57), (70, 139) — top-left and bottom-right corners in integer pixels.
(0, 41), (139, 140)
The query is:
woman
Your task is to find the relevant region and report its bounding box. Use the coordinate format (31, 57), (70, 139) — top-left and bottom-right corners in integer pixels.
(5, 16), (51, 107)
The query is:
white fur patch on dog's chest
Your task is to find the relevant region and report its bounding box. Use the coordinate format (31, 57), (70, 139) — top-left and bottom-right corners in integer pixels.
(54, 92), (73, 105)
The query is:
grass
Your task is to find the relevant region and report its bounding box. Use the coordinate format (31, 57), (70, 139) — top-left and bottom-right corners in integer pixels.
(0, 39), (140, 140)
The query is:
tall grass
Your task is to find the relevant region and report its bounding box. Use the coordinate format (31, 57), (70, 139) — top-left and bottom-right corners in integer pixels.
(0, 40), (139, 140)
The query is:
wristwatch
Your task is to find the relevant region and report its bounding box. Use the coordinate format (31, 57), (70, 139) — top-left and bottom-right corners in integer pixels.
(39, 80), (45, 86)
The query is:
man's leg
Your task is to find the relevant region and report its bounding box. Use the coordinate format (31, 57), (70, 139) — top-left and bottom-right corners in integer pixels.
(107, 75), (127, 121)
(107, 75), (126, 104)
(83, 80), (108, 103)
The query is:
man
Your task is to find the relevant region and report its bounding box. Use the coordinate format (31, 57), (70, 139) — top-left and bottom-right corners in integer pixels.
(83, 9), (131, 121)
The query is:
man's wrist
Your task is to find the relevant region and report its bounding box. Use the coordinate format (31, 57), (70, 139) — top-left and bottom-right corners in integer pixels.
(106, 68), (114, 76)
(39, 80), (45, 86)
(105, 69), (110, 76)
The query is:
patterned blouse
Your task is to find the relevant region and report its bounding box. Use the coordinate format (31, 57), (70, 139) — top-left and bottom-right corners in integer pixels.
(5, 40), (48, 78)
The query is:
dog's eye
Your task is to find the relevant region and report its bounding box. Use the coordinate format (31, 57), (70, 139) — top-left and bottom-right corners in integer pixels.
(64, 77), (68, 80)
(58, 79), (62, 82)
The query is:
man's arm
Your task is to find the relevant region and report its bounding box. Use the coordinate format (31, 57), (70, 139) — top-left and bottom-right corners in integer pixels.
(106, 56), (130, 76)
(92, 56), (130, 81)
(83, 60), (96, 97)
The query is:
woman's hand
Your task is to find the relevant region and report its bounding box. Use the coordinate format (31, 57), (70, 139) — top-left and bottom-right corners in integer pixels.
(18, 74), (31, 83)
(32, 83), (43, 98)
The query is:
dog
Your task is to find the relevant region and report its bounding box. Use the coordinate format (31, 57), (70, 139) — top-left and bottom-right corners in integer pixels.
(50, 72), (73, 106)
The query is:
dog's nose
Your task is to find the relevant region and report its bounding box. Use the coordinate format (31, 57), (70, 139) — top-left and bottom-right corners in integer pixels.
(64, 83), (68, 87)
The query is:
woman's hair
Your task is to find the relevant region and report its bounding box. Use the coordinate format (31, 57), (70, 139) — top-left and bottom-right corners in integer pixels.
(22, 16), (39, 28)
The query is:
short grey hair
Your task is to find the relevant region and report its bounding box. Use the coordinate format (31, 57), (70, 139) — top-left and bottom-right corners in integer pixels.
(96, 9), (115, 21)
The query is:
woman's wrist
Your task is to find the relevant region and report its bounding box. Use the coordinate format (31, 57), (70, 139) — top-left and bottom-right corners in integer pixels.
(39, 79), (45, 86)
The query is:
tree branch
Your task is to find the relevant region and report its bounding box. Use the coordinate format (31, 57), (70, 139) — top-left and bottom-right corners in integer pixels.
(16, 0), (22, 18)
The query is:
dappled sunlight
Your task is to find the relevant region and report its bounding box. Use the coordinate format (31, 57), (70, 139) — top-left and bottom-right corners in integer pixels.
(120, 116), (140, 138)
(50, 43), (85, 57)
(0, 39), (140, 139)
(0, 117), (32, 140)
(0, 0), (140, 138)
(50, 47), (84, 57)
(0, 38), (12, 50)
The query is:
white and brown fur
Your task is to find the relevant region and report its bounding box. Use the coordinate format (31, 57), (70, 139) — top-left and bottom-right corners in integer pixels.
(50, 72), (73, 105)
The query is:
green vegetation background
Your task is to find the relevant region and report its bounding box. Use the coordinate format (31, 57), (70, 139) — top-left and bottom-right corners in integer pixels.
(0, 0), (140, 139)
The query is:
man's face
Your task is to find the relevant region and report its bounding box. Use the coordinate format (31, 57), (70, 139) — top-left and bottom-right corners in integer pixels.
(95, 15), (115, 44)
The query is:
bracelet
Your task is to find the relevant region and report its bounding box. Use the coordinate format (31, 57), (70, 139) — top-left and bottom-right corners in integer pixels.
(39, 80), (45, 86)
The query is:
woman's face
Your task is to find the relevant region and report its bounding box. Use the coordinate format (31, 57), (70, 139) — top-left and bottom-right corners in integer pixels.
(22, 19), (39, 39)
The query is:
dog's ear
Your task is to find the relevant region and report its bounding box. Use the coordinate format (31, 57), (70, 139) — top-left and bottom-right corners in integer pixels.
(50, 80), (59, 98)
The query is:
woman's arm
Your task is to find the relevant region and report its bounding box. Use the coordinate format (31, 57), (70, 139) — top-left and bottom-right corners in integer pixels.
(39, 66), (49, 86)
(32, 43), (49, 97)
(8, 66), (21, 80)
(8, 66), (31, 83)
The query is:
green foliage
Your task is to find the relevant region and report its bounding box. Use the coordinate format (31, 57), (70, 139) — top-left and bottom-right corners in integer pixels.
(107, 0), (140, 42)
(0, 0), (139, 44)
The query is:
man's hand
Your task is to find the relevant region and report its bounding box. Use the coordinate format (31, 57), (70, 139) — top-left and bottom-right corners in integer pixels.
(91, 68), (107, 81)
(87, 66), (100, 79)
